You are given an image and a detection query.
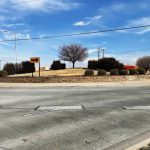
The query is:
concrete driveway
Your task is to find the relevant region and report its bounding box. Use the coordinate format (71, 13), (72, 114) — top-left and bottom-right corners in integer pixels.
(0, 85), (150, 150)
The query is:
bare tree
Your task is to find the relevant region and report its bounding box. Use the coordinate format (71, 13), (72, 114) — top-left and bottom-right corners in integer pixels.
(136, 56), (150, 72)
(59, 44), (88, 68)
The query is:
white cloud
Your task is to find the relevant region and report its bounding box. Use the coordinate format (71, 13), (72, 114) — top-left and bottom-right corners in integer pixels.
(0, 0), (81, 23)
(88, 48), (98, 54)
(128, 17), (150, 34)
(3, 32), (31, 40)
(0, 16), (6, 21)
(136, 28), (150, 34)
(0, 38), (13, 47)
(86, 15), (102, 21)
(74, 15), (102, 26)
(0, 23), (25, 28)
(8, 0), (80, 12)
(88, 47), (106, 54)
(105, 51), (150, 65)
(99, 1), (150, 15)
(74, 21), (90, 26)
(129, 17), (150, 26)
(117, 16), (150, 35)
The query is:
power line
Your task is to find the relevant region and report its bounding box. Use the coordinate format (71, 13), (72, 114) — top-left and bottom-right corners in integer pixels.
(0, 24), (150, 42)
(0, 0), (39, 7)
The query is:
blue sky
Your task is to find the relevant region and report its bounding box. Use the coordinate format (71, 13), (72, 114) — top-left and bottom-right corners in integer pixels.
(0, 0), (150, 68)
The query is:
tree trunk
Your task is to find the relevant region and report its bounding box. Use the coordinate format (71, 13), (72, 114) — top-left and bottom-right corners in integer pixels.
(72, 62), (75, 68)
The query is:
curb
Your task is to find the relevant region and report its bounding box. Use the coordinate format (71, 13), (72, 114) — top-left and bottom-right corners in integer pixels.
(125, 138), (150, 150)
(102, 129), (150, 150)
(0, 80), (150, 88)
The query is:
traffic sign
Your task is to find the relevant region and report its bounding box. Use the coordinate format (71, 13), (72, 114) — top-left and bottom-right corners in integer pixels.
(30, 57), (41, 77)
(30, 57), (40, 63)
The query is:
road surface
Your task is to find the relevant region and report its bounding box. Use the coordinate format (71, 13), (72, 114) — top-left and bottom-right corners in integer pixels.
(0, 85), (150, 150)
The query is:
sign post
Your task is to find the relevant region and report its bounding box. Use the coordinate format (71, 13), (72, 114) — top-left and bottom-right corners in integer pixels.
(30, 57), (40, 77)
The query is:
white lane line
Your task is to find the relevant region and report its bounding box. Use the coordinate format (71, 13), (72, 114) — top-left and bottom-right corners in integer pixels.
(100, 93), (120, 95)
(123, 106), (150, 110)
(97, 99), (126, 104)
(38, 105), (83, 111)
(141, 90), (150, 94)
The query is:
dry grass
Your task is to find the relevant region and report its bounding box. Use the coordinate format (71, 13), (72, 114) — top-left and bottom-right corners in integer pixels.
(10, 68), (86, 77)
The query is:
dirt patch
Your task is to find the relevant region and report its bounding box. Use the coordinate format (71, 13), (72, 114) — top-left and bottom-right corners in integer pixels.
(0, 75), (150, 83)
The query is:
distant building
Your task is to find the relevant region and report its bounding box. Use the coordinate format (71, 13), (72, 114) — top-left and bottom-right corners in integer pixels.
(36, 67), (49, 72)
(124, 65), (138, 70)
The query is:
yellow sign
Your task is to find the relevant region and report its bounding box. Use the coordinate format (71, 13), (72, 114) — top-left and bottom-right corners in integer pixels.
(30, 57), (40, 63)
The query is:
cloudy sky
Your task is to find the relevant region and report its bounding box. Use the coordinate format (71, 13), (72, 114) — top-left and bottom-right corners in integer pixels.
(0, 0), (150, 67)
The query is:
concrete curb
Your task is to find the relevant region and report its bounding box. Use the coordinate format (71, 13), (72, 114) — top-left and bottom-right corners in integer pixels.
(0, 80), (150, 88)
(102, 130), (150, 150)
(125, 138), (150, 150)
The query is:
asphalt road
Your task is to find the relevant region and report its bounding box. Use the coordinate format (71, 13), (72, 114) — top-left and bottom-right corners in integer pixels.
(0, 85), (150, 150)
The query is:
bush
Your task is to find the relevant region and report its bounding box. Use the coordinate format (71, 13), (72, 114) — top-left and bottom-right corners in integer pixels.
(98, 57), (124, 71)
(15, 63), (23, 74)
(60, 63), (66, 69)
(129, 69), (138, 75)
(98, 69), (107, 76)
(110, 69), (119, 75)
(136, 56), (150, 72)
(119, 69), (128, 75)
(51, 60), (61, 70)
(136, 68), (146, 75)
(138, 143), (150, 150)
(139, 147), (149, 150)
(88, 60), (98, 70)
(85, 69), (94, 76)
(21, 61), (35, 73)
(3, 63), (15, 75)
(51, 60), (66, 70)
(0, 70), (7, 77)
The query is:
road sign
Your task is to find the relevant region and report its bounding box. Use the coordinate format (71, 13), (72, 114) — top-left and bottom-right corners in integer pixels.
(30, 57), (41, 77)
(30, 57), (40, 63)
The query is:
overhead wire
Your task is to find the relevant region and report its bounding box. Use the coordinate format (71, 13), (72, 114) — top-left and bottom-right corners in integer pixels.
(0, 24), (150, 42)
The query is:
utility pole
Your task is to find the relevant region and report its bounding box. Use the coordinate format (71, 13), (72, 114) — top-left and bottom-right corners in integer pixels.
(98, 47), (101, 61)
(98, 47), (106, 60)
(3, 30), (17, 64)
(14, 32), (17, 64)
(101, 48), (106, 58)
(0, 59), (1, 70)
